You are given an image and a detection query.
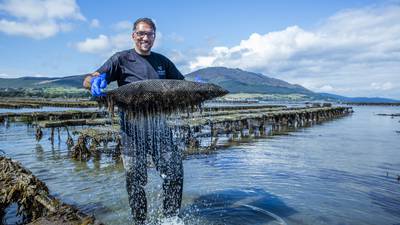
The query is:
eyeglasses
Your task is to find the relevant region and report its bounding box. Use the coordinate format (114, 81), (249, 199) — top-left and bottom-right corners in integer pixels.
(135, 31), (155, 38)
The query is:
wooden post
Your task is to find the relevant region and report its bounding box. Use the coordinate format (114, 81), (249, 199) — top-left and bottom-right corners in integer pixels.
(35, 127), (43, 141)
(50, 127), (54, 145)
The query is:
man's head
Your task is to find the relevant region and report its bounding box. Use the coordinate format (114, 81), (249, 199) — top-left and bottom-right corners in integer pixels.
(132, 18), (156, 55)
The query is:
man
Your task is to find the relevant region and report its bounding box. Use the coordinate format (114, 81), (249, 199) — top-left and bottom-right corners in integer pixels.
(83, 18), (184, 224)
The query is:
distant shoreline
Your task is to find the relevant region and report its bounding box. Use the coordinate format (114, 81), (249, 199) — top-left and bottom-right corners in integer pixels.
(345, 102), (400, 106)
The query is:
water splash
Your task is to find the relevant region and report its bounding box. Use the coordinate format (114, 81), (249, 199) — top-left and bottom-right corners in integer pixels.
(241, 204), (287, 225)
(104, 80), (228, 223)
(120, 109), (186, 224)
(158, 216), (185, 225)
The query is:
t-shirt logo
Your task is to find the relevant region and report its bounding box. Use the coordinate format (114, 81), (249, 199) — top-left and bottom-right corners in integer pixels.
(157, 65), (166, 78)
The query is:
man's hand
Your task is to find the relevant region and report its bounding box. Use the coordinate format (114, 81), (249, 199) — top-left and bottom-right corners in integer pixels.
(83, 74), (94, 90)
(90, 73), (108, 97)
(83, 72), (100, 90)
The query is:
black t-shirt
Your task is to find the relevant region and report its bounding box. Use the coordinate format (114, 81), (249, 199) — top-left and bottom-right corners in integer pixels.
(96, 49), (184, 87)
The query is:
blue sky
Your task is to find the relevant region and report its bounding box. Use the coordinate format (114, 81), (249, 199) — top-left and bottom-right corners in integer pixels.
(0, 0), (399, 99)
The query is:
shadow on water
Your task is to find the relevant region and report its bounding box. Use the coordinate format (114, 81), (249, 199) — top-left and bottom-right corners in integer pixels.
(182, 188), (296, 225)
(314, 167), (400, 220)
(370, 163), (400, 218)
(369, 191), (400, 218)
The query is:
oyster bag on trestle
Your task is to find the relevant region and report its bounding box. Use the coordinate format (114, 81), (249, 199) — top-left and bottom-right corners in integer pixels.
(102, 79), (229, 113)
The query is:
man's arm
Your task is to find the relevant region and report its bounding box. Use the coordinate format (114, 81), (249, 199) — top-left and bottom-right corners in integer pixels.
(82, 52), (120, 92)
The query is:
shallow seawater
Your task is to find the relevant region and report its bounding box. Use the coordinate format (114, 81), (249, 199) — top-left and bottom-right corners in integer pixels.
(1, 106), (399, 225)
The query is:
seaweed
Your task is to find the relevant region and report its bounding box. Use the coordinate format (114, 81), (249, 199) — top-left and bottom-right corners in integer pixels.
(0, 156), (104, 225)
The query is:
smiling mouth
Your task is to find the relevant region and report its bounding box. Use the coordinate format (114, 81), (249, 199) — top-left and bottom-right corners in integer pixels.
(140, 42), (151, 48)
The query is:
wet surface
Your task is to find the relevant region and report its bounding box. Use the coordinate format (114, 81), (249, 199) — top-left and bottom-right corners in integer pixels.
(1, 106), (400, 225)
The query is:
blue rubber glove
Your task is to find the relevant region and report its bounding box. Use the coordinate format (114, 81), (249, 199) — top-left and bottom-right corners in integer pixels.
(91, 73), (108, 97)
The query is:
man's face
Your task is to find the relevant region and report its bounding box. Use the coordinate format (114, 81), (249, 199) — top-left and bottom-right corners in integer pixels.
(132, 22), (155, 55)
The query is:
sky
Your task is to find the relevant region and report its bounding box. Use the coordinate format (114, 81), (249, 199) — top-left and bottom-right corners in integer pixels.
(0, 0), (399, 99)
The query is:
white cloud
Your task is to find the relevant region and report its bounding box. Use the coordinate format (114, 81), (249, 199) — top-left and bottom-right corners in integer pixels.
(114, 20), (132, 31)
(153, 31), (162, 49)
(0, 0), (85, 39)
(74, 33), (133, 56)
(317, 85), (334, 92)
(90, 19), (100, 28)
(75, 33), (132, 55)
(0, 72), (47, 78)
(167, 49), (186, 64)
(0, 73), (10, 78)
(189, 5), (400, 98)
(76, 19), (165, 56)
(76, 34), (110, 54)
(0, 20), (60, 39)
(74, 20), (134, 55)
(370, 82), (394, 91)
(109, 33), (132, 50)
(166, 32), (184, 43)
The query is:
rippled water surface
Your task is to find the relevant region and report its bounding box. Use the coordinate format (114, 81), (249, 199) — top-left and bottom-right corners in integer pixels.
(1, 106), (399, 225)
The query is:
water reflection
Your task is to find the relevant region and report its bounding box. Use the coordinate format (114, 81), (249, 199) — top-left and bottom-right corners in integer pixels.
(182, 188), (295, 225)
(35, 144), (44, 161)
(1, 106), (399, 225)
(369, 190), (400, 217)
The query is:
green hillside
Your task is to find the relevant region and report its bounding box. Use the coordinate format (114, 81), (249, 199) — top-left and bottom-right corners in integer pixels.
(0, 67), (315, 97)
(185, 67), (315, 95)
(0, 75), (87, 88)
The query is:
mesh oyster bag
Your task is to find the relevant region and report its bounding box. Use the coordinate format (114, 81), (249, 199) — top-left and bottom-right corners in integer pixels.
(101, 79), (228, 114)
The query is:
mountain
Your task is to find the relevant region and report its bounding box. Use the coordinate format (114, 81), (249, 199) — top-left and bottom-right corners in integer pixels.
(0, 67), (314, 96)
(2, 67), (398, 103)
(185, 67), (315, 95)
(0, 75), (87, 88)
(318, 93), (400, 103)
